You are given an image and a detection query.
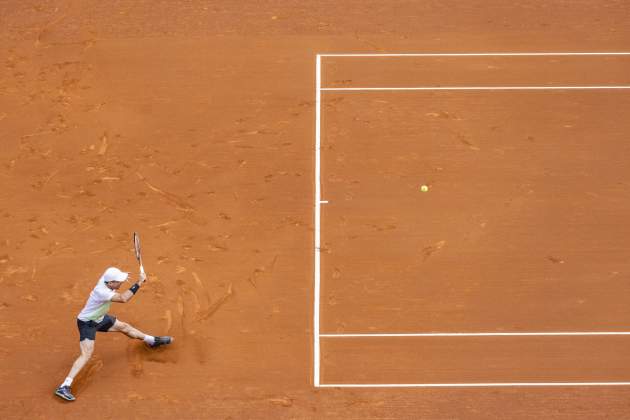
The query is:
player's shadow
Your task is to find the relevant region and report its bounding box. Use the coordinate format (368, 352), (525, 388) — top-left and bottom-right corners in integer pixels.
(126, 340), (179, 377)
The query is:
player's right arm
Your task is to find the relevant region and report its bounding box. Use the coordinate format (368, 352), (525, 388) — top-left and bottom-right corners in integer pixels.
(111, 272), (146, 303)
(111, 289), (134, 303)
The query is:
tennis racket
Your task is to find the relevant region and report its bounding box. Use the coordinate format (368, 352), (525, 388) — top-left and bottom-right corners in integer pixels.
(133, 232), (146, 278)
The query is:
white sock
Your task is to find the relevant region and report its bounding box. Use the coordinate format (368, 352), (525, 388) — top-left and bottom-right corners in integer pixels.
(61, 377), (73, 387)
(143, 335), (155, 345)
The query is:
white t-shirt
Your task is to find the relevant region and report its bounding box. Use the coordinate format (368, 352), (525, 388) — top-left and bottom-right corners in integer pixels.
(77, 281), (116, 322)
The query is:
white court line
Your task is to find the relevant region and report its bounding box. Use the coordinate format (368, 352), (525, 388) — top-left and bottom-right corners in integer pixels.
(320, 52), (630, 57)
(321, 332), (630, 337)
(313, 54), (322, 387)
(322, 86), (630, 91)
(313, 52), (630, 389)
(318, 382), (630, 388)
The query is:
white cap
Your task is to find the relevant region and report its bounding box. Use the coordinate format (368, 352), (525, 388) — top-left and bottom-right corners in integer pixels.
(102, 267), (129, 283)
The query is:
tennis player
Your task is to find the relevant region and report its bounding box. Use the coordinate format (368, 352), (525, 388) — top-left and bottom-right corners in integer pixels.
(55, 267), (173, 401)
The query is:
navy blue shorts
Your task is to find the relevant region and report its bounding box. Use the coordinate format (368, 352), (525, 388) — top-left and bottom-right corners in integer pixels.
(77, 314), (117, 341)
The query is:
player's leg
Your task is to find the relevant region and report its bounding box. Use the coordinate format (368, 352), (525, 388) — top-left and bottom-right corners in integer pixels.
(55, 337), (94, 401)
(107, 318), (173, 348)
(108, 318), (147, 339)
(67, 339), (95, 378)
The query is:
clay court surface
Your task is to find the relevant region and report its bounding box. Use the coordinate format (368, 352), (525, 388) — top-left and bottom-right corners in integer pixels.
(2, 1), (630, 419)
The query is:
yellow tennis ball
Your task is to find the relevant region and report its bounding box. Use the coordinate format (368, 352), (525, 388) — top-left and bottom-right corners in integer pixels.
(420, 185), (429, 192)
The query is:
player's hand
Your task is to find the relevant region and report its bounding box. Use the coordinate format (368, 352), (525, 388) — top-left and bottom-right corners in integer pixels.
(138, 270), (147, 284)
